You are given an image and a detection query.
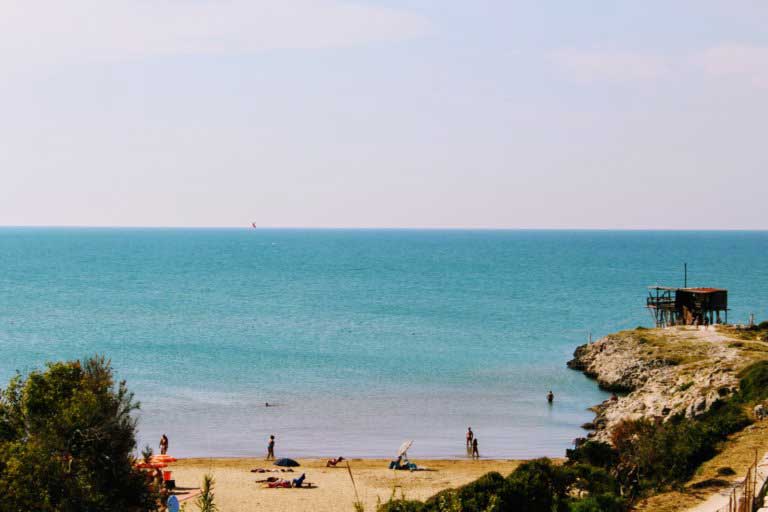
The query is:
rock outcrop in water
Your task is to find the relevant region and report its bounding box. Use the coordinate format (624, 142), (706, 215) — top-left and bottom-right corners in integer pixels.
(567, 326), (757, 442)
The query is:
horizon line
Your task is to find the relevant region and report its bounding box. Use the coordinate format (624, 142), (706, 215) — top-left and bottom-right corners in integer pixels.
(1, 224), (767, 232)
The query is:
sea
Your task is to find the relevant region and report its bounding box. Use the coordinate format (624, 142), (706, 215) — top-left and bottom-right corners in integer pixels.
(0, 228), (766, 459)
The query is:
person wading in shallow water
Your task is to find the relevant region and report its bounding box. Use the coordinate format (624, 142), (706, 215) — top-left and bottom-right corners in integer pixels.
(466, 427), (474, 450)
(266, 435), (276, 460)
(547, 390), (554, 404)
(471, 437), (480, 460)
(159, 434), (169, 455)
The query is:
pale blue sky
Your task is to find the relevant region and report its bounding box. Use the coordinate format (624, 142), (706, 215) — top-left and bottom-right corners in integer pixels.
(1, 1), (766, 228)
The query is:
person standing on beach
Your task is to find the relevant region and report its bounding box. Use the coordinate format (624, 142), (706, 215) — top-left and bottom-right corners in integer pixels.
(266, 435), (275, 460)
(471, 437), (479, 460)
(159, 434), (169, 455)
(466, 427), (474, 450)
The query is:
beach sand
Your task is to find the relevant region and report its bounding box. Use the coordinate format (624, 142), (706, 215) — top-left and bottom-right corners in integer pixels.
(171, 458), (522, 512)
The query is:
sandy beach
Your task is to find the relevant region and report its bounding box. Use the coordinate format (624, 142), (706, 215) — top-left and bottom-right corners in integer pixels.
(170, 458), (523, 512)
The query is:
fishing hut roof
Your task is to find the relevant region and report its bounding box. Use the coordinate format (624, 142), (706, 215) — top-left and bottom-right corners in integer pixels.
(647, 286), (726, 293)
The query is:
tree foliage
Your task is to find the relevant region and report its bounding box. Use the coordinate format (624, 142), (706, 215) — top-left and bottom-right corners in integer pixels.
(0, 356), (157, 512)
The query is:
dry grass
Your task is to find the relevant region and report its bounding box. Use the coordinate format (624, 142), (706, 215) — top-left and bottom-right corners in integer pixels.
(720, 325), (768, 343)
(626, 329), (721, 367)
(627, 326), (768, 371)
(633, 416), (768, 511)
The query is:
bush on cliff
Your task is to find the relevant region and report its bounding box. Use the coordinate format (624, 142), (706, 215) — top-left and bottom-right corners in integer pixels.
(565, 440), (617, 469)
(736, 360), (768, 403)
(610, 399), (750, 491)
(569, 463), (620, 496)
(0, 356), (158, 512)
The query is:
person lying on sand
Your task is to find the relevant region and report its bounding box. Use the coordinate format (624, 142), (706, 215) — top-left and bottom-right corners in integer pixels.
(255, 476), (282, 483)
(326, 456), (345, 467)
(266, 473), (308, 488)
(250, 468), (294, 473)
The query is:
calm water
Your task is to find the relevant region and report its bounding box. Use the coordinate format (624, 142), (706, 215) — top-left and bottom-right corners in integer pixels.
(1, 229), (766, 459)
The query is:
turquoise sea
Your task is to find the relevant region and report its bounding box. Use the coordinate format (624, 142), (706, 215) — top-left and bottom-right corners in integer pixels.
(1, 229), (767, 459)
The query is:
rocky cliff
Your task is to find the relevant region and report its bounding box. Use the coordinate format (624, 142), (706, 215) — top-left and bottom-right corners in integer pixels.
(567, 326), (764, 442)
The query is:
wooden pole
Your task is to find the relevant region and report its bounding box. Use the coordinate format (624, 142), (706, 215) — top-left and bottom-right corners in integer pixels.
(346, 461), (361, 507)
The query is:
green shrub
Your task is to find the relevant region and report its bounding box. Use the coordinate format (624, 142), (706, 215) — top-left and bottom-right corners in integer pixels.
(690, 478), (729, 489)
(456, 471), (508, 511)
(569, 464), (620, 495)
(378, 499), (425, 512)
(698, 400), (751, 436)
(505, 459), (574, 512)
(0, 356), (158, 511)
(736, 361), (768, 403)
(196, 473), (218, 512)
(566, 441), (618, 469)
(610, 401), (751, 492)
(569, 493), (626, 512)
(424, 472), (506, 512)
(422, 461), (578, 512)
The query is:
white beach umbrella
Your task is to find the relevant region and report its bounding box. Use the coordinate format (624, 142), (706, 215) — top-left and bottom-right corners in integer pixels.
(398, 440), (413, 457)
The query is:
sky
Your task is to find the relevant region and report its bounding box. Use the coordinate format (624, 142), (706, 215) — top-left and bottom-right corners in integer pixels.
(1, 1), (767, 229)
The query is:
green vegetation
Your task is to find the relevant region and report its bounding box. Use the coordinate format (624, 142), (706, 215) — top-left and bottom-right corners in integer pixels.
(378, 459), (625, 512)
(607, 403), (749, 490)
(378, 359), (768, 512)
(0, 356), (157, 512)
(735, 360), (768, 402)
(196, 473), (219, 512)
